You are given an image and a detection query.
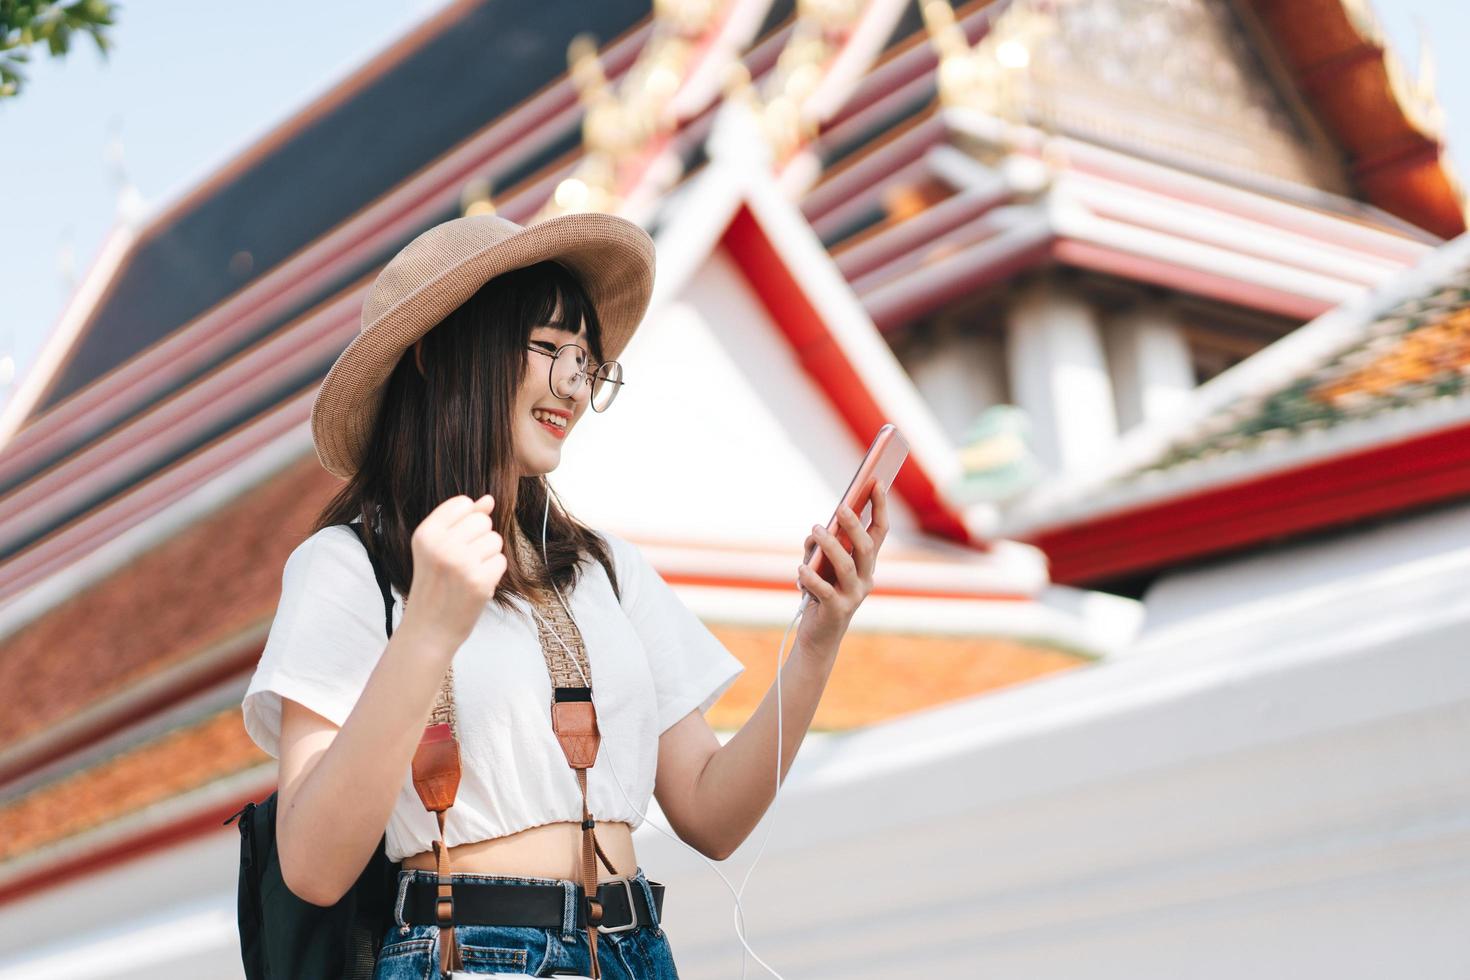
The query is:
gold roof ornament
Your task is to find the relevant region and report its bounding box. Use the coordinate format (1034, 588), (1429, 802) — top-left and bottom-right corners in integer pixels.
(921, 0), (1054, 126)
(722, 0), (865, 168)
(539, 0), (726, 222)
(921, 0), (1071, 177)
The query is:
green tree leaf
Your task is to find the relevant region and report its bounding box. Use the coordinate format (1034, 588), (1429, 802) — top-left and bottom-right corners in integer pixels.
(0, 0), (118, 100)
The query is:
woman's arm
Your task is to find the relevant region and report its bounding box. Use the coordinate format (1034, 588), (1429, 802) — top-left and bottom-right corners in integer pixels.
(276, 613), (461, 906)
(654, 484), (889, 859)
(654, 643), (838, 860)
(276, 494), (504, 905)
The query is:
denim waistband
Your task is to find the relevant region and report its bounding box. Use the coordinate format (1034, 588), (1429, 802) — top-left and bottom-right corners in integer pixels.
(391, 865), (660, 940)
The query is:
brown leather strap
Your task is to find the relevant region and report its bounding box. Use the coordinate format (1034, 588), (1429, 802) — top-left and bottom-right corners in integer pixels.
(552, 695), (603, 979)
(432, 812), (463, 975)
(371, 539), (466, 976)
(412, 720), (464, 976)
(411, 722), (461, 812)
(447, 525), (623, 976)
(578, 768), (602, 979)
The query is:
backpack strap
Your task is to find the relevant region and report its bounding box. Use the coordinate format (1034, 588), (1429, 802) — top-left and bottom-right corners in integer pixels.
(341, 520), (465, 975)
(347, 521), (396, 639)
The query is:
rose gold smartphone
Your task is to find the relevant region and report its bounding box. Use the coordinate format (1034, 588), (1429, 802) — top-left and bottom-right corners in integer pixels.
(802, 423), (909, 594)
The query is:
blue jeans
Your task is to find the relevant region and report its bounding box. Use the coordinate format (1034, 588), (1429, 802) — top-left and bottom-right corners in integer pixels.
(374, 867), (679, 979)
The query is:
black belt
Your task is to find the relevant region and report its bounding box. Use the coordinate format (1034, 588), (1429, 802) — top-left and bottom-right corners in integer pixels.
(403, 875), (664, 933)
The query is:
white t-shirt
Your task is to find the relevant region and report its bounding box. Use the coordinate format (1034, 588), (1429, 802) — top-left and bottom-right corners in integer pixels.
(241, 520), (745, 863)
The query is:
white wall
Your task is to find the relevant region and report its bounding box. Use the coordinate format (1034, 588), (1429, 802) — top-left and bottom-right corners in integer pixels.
(644, 508), (1470, 976)
(0, 830), (243, 980)
(553, 246), (920, 547)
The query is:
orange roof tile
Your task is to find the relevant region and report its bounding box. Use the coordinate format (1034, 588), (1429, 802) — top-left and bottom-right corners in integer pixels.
(707, 626), (1088, 730)
(0, 708), (265, 863)
(0, 623), (1082, 862)
(0, 456), (339, 754)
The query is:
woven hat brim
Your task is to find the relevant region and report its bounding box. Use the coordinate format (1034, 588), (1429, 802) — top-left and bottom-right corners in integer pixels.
(311, 212), (654, 479)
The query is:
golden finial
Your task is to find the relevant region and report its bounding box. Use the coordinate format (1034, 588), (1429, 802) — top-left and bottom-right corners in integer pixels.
(541, 3), (725, 220)
(921, 0), (1052, 122)
(740, 0), (864, 165)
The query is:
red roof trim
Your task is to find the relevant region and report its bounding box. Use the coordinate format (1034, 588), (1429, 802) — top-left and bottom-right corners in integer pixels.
(0, 646), (261, 792)
(1026, 419), (1470, 584)
(720, 202), (973, 543)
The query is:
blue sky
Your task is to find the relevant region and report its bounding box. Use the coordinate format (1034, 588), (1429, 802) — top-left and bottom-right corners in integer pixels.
(2, 0), (1467, 417)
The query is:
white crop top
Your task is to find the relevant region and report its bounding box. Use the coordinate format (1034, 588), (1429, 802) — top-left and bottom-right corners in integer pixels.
(241, 520), (745, 863)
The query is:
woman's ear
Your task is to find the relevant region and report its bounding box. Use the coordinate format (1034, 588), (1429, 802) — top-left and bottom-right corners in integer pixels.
(413, 339), (426, 378)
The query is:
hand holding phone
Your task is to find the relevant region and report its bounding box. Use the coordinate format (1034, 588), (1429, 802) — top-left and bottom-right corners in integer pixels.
(800, 423), (908, 602)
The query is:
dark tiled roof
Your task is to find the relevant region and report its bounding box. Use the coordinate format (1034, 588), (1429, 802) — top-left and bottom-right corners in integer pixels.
(31, 0), (650, 420)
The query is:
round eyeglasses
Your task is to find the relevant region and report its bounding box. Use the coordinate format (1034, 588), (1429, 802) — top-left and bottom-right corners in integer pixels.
(526, 341), (624, 412)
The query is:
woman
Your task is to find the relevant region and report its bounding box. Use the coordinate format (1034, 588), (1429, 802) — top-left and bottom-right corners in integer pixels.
(241, 212), (889, 978)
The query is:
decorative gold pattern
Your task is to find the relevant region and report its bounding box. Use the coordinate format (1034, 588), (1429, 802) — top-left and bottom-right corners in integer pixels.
(921, 0), (1052, 122)
(724, 0), (866, 166)
(538, 0), (728, 221)
(923, 0), (1346, 191)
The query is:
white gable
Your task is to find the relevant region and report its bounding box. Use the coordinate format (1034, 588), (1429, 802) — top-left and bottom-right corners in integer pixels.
(551, 245), (919, 548)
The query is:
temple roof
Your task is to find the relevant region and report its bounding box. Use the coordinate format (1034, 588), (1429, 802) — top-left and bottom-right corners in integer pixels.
(1142, 265), (1470, 475)
(1005, 231), (1470, 585)
(1245, 0), (1466, 240)
(9, 0), (1464, 462)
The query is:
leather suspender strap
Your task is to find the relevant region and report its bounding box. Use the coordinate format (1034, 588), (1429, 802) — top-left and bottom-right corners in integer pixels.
(412, 723), (463, 976)
(349, 520), (465, 977)
(517, 519), (622, 979)
(552, 686), (604, 979)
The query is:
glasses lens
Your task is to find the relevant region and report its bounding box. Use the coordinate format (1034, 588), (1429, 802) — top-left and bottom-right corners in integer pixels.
(550, 344), (589, 398)
(591, 361), (622, 411)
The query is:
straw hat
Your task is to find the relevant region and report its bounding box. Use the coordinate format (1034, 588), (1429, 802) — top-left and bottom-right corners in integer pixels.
(310, 211), (655, 479)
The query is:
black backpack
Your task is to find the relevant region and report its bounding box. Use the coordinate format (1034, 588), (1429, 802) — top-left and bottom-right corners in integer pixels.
(226, 522), (403, 980)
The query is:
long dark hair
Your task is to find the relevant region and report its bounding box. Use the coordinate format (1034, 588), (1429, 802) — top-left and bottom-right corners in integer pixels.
(312, 259), (620, 611)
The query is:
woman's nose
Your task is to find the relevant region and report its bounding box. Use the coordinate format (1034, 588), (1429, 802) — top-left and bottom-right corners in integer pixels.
(560, 372), (592, 406)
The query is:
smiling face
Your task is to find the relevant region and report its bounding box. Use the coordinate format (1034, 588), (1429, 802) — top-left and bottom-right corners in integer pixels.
(512, 315), (593, 478)
(403, 261), (604, 488)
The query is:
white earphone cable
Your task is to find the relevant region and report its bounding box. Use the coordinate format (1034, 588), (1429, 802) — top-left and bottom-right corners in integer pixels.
(536, 485), (801, 979)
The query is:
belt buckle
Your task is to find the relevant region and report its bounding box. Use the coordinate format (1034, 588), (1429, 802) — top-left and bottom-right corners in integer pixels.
(596, 878), (639, 934)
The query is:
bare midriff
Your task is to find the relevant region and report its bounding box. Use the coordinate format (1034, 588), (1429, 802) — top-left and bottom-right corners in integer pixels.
(400, 819), (638, 883)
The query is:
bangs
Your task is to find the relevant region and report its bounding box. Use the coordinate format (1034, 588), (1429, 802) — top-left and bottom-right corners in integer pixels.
(531, 261), (606, 363)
